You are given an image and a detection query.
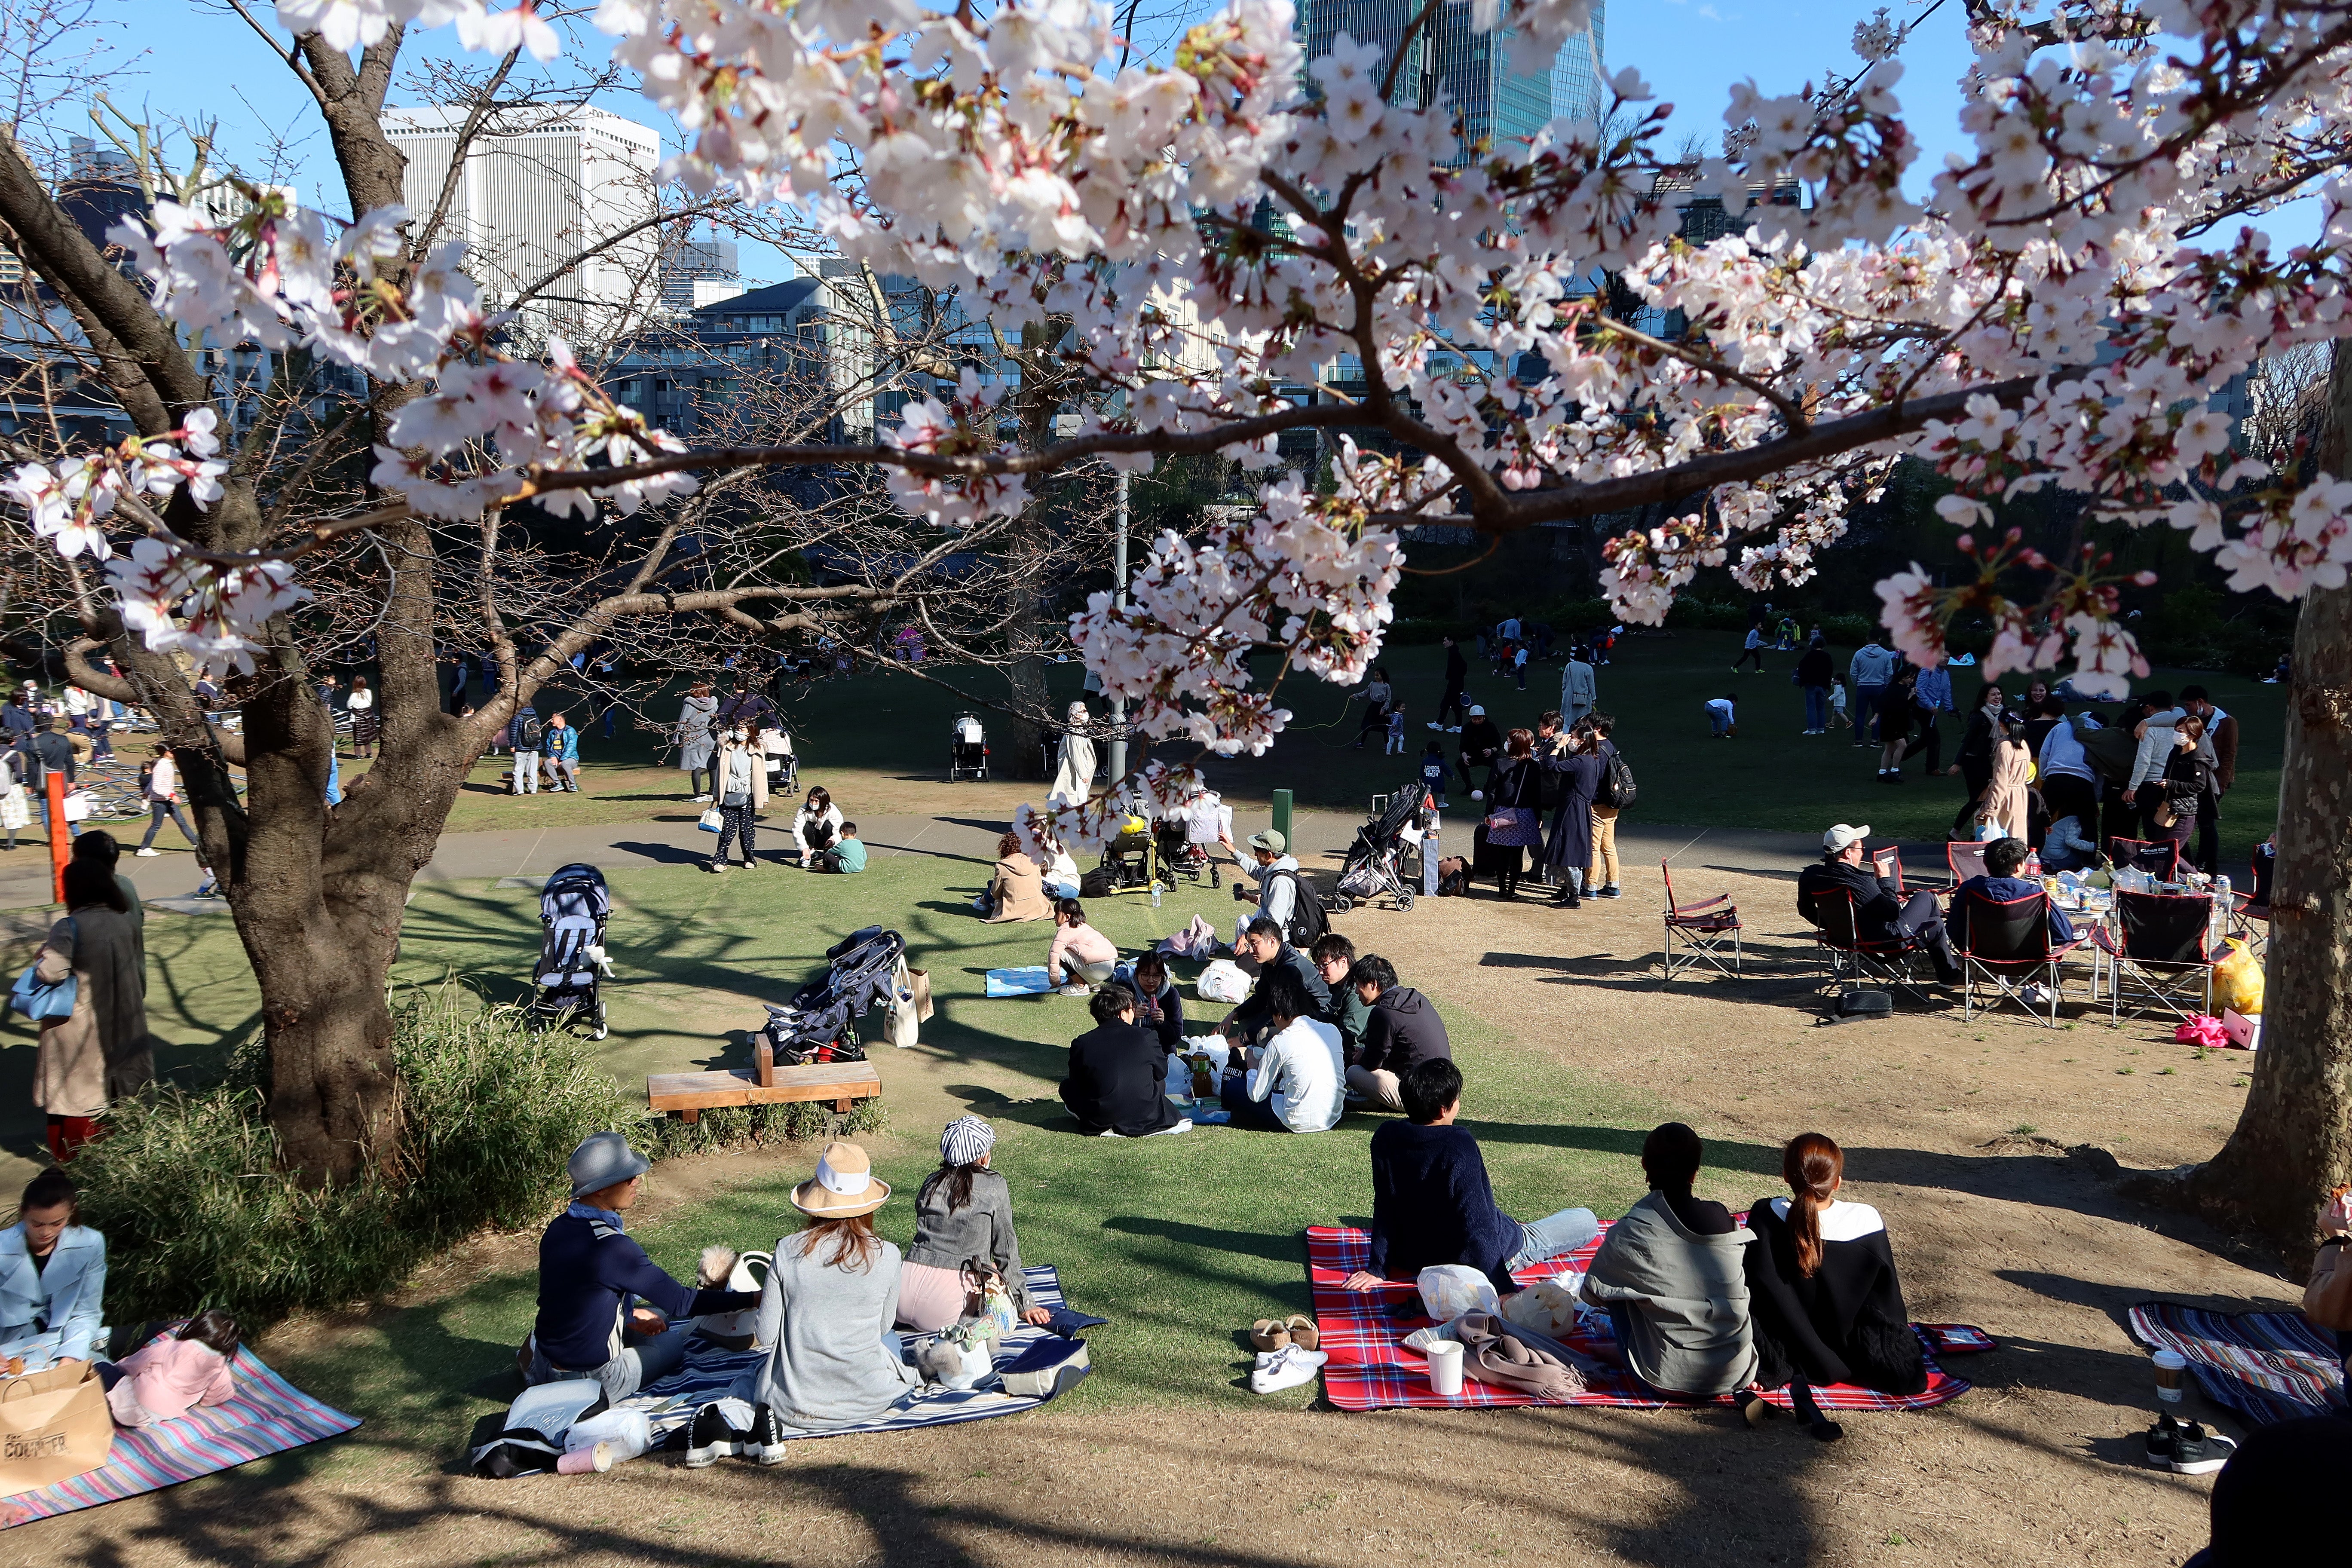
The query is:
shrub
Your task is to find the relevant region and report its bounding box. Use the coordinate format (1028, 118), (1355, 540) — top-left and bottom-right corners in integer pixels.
(73, 986), (885, 1328)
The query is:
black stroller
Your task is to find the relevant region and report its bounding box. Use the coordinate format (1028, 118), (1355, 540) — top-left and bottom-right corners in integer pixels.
(1336, 789), (1428, 912)
(531, 863), (612, 1038)
(759, 925), (907, 1066)
(949, 713), (989, 781)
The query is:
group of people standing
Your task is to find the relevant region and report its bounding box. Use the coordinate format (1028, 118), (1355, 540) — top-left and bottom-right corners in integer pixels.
(1471, 710), (1626, 907)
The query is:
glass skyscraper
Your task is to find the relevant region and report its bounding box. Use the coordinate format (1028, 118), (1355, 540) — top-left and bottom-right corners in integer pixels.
(1296, 0), (1606, 161)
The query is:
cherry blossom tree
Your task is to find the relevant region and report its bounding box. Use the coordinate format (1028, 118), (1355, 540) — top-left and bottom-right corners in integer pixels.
(7, 0), (2352, 1209)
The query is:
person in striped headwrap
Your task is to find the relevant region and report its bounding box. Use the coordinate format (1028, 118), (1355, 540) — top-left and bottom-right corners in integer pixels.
(894, 1116), (1052, 1332)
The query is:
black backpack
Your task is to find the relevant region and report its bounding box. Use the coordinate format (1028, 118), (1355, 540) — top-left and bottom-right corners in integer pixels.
(1266, 869), (1329, 947)
(1597, 747), (1638, 810)
(512, 714), (545, 751)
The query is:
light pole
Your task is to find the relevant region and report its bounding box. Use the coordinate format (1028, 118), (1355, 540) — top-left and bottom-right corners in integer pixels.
(1107, 466), (1130, 781)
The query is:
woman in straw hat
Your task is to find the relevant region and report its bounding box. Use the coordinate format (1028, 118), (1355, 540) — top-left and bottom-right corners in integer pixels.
(695, 1142), (919, 1465)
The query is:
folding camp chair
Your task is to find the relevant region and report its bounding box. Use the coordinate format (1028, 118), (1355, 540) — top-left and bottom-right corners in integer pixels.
(2232, 842), (2274, 957)
(1870, 846), (1906, 891)
(1660, 859), (1742, 980)
(2109, 837), (2181, 879)
(2092, 889), (2217, 1024)
(1957, 886), (2083, 1024)
(1945, 841), (1991, 888)
(1809, 887), (1937, 1005)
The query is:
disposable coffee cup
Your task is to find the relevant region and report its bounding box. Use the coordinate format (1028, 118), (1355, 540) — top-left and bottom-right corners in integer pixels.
(1427, 1338), (1466, 1397)
(556, 1441), (613, 1474)
(2152, 1348), (2187, 1403)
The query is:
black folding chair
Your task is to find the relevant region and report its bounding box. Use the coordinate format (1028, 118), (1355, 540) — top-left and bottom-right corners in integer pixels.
(2233, 842), (2274, 957)
(1810, 887), (1936, 1005)
(2093, 889), (2217, 1023)
(1957, 887), (2083, 1025)
(2110, 837), (2181, 879)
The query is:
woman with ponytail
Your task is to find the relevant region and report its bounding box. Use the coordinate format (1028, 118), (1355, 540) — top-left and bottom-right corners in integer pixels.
(1741, 1133), (1926, 1441)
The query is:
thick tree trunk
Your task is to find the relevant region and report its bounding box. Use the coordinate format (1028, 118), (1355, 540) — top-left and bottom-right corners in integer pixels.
(1008, 653), (1053, 781)
(2188, 347), (2352, 1256)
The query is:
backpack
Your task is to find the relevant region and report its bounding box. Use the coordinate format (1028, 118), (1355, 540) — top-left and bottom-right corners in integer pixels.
(1265, 868), (1329, 946)
(1597, 747), (1638, 809)
(512, 714), (545, 751)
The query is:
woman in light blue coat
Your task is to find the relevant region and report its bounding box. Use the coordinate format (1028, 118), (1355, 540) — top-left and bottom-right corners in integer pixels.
(0, 1169), (106, 1369)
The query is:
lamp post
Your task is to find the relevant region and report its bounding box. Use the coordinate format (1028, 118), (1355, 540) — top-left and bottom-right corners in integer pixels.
(1107, 466), (1129, 782)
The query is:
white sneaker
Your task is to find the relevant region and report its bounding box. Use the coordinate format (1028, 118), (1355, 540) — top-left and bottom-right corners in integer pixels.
(1250, 1345), (1328, 1393)
(135, 847), (160, 857)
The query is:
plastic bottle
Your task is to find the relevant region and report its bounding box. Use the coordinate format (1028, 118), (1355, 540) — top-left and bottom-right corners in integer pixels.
(1149, 885), (1161, 909)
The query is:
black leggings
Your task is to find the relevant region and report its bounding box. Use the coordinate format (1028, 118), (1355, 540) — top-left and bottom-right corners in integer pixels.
(690, 766), (711, 796)
(1356, 704), (1388, 741)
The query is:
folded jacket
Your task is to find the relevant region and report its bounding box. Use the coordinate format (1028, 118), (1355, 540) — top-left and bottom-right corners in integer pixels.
(1454, 1312), (1584, 1401)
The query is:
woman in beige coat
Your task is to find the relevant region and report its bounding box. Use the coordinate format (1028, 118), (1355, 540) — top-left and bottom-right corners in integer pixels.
(705, 720), (769, 873)
(1975, 724), (2034, 844)
(32, 859), (150, 1161)
(983, 833), (1051, 923)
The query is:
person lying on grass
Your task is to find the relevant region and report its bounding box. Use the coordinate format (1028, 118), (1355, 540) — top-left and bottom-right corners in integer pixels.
(1218, 968), (1343, 1134)
(1341, 1058), (1597, 1301)
(520, 1133), (760, 1403)
(1579, 1122), (1760, 1402)
(897, 1116), (1056, 1331)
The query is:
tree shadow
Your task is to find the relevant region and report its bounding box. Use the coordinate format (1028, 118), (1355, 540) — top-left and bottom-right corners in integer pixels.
(607, 839), (718, 867)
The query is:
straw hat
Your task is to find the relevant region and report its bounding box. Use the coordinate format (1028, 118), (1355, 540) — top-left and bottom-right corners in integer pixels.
(791, 1141), (891, 1218)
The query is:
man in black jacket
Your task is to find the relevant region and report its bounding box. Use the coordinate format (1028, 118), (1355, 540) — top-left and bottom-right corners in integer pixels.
(1795, 823), (1960, 983)
(1343, 955), (1452, 1111)
(1061, 985), (1189, 1137)
(1220, 916), (1332, 1047)
(28, 718), (77, 843)
(1457, 705), (1504, 799)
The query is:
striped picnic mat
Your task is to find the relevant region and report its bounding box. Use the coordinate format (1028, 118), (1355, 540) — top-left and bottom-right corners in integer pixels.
(3, 1345), (360, 1527)
(619, 1265), (1086, 1441)
(2128, 1301), (2349, 1425)
(1308, 1225), (1983, 1413)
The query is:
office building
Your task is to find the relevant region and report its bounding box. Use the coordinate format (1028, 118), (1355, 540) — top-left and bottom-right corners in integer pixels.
(1295, 0), (1605, 160)
(660, 235), (743, 314)
(383, 104), (661, 345)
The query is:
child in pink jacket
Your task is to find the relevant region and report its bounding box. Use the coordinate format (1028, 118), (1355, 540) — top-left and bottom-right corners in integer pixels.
(104, 1310), (239, 1427)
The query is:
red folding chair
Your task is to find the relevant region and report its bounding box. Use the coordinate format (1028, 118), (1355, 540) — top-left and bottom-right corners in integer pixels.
(1870, 846), (1906, 892)
(1660, 859), (1742, 980)
(1945, 841), (1991, 888)
(1956, 887), (2083, 1025)
(2233, 842), (2274, 956)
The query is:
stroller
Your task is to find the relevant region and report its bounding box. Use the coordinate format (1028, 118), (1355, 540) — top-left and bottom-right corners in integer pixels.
(762, 724), (799, 796)
(1090, 812), (1161, 896)
(758, 925), (907, 1066)
(1152, 790), (1230, 891)
(1336, 789), (1429, 912)
(531, 863), (612, 1038)
(950, 713), (989, 781)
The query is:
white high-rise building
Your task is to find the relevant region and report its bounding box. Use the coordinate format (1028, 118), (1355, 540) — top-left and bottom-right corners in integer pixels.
(384, 105), (661, 346)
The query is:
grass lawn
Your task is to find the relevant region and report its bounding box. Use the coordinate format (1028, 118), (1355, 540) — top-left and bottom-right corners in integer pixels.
(421, 631), (2285, 868)
(20, 857), (1691, 1474)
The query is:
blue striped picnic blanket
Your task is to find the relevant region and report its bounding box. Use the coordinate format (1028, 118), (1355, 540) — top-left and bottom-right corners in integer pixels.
(2128, 1301), (2349, 1425)
(2, 1345), (359, 1527)
(619, 1265), (1086, 1442)
(985, 967), (1057, 998)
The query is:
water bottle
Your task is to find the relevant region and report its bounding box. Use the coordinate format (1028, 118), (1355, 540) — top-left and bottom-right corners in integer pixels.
(1149, 885), (1161, 909)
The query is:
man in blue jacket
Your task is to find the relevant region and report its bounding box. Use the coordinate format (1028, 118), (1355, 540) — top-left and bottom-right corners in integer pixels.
(1950, 837), (2079, 950)
(521, 1133), (758, 1401)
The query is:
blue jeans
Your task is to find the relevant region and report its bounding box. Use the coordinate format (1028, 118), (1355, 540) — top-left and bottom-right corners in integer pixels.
(1505, 1207), (1601, 1274)
(1708, 709), (1733, 736)
(527, 1322), (690, 1404)
(1803, 685), (1828, 731)
(1853, 684), (1887, 743)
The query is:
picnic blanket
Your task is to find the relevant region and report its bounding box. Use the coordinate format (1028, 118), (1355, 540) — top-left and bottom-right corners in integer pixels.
(619, 1265), (1088, 1442)
(2, 1344), (360, 1527)
(1306, 1225), (1984, 1413)
(985, 967), (1057, 998)
(2128, 1300), (2349, 1426)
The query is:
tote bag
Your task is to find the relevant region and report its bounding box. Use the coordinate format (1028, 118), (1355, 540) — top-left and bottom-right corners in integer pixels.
(9, 918), (76, 1023)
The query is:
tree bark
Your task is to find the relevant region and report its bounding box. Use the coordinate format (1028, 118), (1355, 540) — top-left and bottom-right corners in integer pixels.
(2188, 344), (2352, 1257)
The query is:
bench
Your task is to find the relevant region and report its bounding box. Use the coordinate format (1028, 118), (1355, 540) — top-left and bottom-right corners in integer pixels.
(647, 1041), (882, 1123)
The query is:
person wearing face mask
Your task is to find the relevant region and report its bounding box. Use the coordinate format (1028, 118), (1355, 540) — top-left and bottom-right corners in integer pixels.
(1948, 685), (2006, 838)
(706, 722), (767, 873)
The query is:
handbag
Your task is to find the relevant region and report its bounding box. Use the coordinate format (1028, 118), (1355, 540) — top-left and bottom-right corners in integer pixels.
(9, 918), (77, 1022)
(697, 806), (724, 833)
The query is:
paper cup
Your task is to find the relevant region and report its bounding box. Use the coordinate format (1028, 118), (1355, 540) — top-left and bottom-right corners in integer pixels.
(556, 1441), (613, 1474)
(2152, 1348), (2188, 1403)
(1426, 1339), (1465, 1397)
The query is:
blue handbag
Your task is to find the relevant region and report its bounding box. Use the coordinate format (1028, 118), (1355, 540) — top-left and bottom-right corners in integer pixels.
(10, 918), (77, 1022)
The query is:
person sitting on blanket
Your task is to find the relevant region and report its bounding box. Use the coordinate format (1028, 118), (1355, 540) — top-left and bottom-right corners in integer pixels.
(1219, 916), (1332, 1048)
(1062, 984), (1191, 1138)
(521, 1133), (760, 1403)
(1740, 1133), (1926, 1442)
(1125, 951), (1185, 1051)
(1045, 899), (1118, 992)
(1948, 836), (2078, 949)
(982, 832), (1052, 922)
(695, 1142), (920, 1467)
(897, 1116), (1057, 1333)
(1579, 1122), (1761, 1400)
(1341, 1058), (1599, 1301)
(1218, 968), (1344, 1133)
(101, 1308), (239, 1428)
(1343, 956), (1452, 1114)
(0, 1167), (105, 1374)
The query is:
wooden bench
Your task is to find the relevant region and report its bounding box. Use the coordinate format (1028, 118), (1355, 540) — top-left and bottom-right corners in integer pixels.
(647, 1041), (882, 1123)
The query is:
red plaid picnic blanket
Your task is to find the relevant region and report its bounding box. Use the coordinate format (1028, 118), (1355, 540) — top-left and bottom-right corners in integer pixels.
(1307, 1224), (1984, 1413)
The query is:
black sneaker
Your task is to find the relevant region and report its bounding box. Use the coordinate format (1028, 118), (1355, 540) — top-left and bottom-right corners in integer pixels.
(2144, 1411), (2180, 1467)
(744, 1406), (790, 1467)
(685, 1403), (739, 1468)
(1807, 1417), (1846, 1442)
(2170, 1421), (2236, 1475)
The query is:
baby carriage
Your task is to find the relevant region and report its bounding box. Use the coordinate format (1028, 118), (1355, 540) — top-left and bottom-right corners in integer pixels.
(758, 925), (908, 1066)
(1090, 812), (1161, 896)
(762, 725), (798, 796)
(531, 863), (612, 1038)
(950, 713), (989, 781)
(1335, 789), (1429, 912)
(1151, 790), (1229, 891)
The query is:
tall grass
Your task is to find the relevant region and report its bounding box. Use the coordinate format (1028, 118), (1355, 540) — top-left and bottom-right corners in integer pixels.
(73, 986), (883, 1327)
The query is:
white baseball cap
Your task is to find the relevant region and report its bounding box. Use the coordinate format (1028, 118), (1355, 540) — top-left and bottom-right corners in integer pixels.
(1468, 704), (1485, 717)
(1822, 824), (1871, 853)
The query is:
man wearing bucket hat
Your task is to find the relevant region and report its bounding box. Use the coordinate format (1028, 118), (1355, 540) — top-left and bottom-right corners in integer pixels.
(1795, 824), (1963, 985)
(693, 1141), (919, 1465)
(519, 1132), (761, 1403)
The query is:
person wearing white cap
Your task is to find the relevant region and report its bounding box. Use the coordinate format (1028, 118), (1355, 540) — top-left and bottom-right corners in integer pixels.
(897, 1115), (1057, 1332)
(696, 1141), (919, 1464)
(1456, 706), (1503, 799)
(521, 1133), (760, 1404)
(1795, 825), (1961, 983)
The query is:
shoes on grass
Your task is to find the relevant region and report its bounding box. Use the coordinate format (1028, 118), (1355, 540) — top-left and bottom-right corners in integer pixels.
(1250, 1344), (1328, 1393)
(744, 1406), (789, 1467)
(686, 1404), (740, 1468)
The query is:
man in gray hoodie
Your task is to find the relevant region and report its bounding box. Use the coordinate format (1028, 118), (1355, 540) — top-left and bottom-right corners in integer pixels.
(1580, 1122), (1758, 1399)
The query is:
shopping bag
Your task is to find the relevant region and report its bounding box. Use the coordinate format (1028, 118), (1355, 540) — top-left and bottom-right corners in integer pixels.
(697, 807), (724, 833)
(906, 968), (935, 1023)
(59, 790), (94, 824)
(0, 1361), (114, 1498)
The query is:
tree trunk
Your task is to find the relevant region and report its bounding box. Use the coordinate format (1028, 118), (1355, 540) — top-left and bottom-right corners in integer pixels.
(1008, 653), (1053, 781)
(2188, 346), (2352, 1256)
